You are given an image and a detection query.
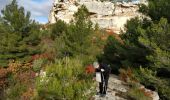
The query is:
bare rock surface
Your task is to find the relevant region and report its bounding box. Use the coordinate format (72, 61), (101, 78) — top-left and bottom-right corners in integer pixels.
(49, 0), (147, 34)
(94, 74), (159, 100)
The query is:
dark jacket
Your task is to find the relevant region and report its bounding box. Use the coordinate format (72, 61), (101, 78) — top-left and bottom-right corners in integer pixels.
(95, 63), (111, 82)
(100, 63), (111, 77)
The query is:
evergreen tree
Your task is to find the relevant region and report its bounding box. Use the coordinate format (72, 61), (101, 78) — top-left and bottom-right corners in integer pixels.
(101, 17), (151, 72)
(64, 5), (93, 57)
(0, 0), (40, 67)
(55, 5), (96, 64)
(139, 18), (170, 71)
(139, 0), (170, 22)
(1, 0), (31, 33)
(102, 0), (170, 99)
(51, 20), (68, 38)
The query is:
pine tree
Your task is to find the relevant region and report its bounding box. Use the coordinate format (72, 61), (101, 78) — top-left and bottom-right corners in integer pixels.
(139, 18), (170, 71)
(139, 0), (170, 22)
(55, 5), (95, 63)
(0, 0), (40, 67)
(102, 0), (170, 99)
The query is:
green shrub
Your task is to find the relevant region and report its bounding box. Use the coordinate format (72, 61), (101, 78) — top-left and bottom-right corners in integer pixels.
(128, 86), (152, 100)
(32, 58), (46, 72)
(133, 67), (170, 100)
(6, 83), (27, 100)
(36, 57), (95, 100)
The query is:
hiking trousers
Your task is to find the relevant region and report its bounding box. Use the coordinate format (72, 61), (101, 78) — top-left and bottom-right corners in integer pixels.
(99, 76), (109, 94)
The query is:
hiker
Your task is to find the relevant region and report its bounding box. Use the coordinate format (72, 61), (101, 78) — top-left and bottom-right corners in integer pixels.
(93, 61), (111, 97)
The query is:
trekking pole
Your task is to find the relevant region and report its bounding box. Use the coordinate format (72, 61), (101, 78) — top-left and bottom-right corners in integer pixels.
(101, 72), (106, 94)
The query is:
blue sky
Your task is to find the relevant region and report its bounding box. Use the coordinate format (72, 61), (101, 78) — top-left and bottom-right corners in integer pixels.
(0, 0), (53, 24)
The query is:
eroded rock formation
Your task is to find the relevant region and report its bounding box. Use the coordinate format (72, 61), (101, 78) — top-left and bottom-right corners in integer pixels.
(49, 0), (146, 34)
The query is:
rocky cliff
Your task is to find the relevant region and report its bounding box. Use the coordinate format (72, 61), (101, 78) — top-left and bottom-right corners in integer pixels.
(49, 0), (146, 34)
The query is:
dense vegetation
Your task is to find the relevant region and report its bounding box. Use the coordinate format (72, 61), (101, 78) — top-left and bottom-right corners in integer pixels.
(0, 0), (169, 99)
(0, 0), (104, 99)
(101, 0), (170, 99)
(36, 57), (95, 100)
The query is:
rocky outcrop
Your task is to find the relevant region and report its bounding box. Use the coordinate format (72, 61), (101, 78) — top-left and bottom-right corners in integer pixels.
(94, 74), (159, 100)
(49, 0), (146, 34)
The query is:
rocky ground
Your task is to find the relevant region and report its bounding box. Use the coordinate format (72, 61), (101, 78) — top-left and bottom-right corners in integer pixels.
(94, 74), (159, 100)
(94, 74), (127, 100)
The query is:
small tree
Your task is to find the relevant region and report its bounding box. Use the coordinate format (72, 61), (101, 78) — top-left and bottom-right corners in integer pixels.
(54, 5), (99, 64)
(0, 0), (40, 67)
(1, 0), (31, 33)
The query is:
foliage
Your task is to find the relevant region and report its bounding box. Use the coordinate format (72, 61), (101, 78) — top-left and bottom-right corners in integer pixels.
(85, 64), (95, 74)
(139, 0), (170, 22)
(119, 68), (152, 100)
(21, 88), (35, 100)
(53, 5), (105, 64)
(1, 0), (31, 33)
(119, 68), (137, 83)
(136, 18), (170, 99)
(0, 1), (106, 99)
(120, 18), (151, 67)
(58, 5), (93, 57)
(101, 0), (170, 99)
(0, 68), (9, 90)
(32, 58), (47, 72)
(133, 67), (170, 100)
(139, 18), (170, 50)
(3, 61), (36, 100)
(36, 57), (95, 100)
(133, 67), (158, 87)
(99, 35), (124, 73)
(2, 0), (169, 99)
(0, 0), (41, 67)
(122, 17), (170, 99)
(6, 83), (27, 100)
(0, 68), (10, 98)
(100, 18), (152, 74)
(128, 85), (152, 100)
(51, 20), (67, 38)
(121, 17), (144, 45)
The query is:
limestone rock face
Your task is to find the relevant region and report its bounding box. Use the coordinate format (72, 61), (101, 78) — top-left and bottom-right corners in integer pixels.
(49, 0), (145, 34)
(79, 1), (114, 16)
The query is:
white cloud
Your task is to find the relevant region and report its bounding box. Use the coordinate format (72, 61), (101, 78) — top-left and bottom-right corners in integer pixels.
(18, 0), (53, 18)
(0, 0), (53, 23)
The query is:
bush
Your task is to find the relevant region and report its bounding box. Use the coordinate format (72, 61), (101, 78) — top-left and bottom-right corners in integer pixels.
(4, 61), (36, 100)
(6, 83), (27, 100)
(32, 58), (46, 72)
(133, 67), (170, 100)
(119, 68), (137, 83)
(36, 57), (95, 100)
(119, 68), (152, 100)
(128, 86), (152, 100)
